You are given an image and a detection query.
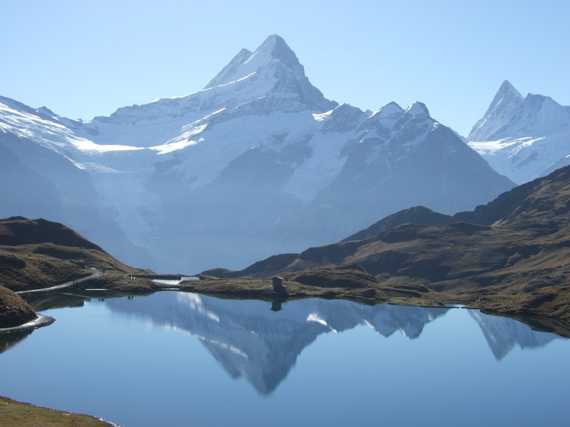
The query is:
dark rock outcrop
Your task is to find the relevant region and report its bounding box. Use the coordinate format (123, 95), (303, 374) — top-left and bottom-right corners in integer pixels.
(0, 286), (36, 328)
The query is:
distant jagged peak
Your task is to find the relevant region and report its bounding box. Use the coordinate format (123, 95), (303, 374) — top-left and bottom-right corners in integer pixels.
(331, 102), (363, 115)
(255, 34), (301, 68)
(360, 101), (405, 130)
(469, 80), (525, 141)
(406, 101), (431, 118)
(378, 101), (404, 116)
(482, 80), (524, 117)
(204, 34), (304, 90)
(470, 80), (570, 141)
(98, 34), (334, 125)
(316, 103), (367, 132)
(497, 79), (523, 101)
(36, 106), (57, 117)
(524, 92), (562, 110)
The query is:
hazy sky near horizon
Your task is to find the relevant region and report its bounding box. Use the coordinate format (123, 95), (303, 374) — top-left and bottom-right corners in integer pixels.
(2, 0), (569, 135)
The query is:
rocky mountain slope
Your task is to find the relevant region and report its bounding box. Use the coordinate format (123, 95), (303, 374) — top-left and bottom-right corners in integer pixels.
(468, 81), (570, 184)
(0, 35), (513, 273)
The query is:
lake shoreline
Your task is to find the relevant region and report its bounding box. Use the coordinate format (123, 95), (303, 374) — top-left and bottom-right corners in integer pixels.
(4, 282), (569, 426)
(27, 272), (568, 338)
(0, 314), (54, 335)
(7, 271), (570, 338)
(170, 277), (570, 338)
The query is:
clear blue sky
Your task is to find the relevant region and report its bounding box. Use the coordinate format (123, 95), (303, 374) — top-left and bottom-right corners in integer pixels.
(2, 0), (569, 135)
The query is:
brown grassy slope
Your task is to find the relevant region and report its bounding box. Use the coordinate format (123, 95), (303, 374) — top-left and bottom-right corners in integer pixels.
(212, 166), (570, 322)
(0, 286), (36, 327)
(344, 206), (454, 242)
(0, 396), (112, 427)
(0, 217), (142, 291)
(0, 217), (102, 249)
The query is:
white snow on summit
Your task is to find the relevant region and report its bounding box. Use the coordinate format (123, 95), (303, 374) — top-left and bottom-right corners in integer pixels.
(0, 34), (515, 273)
(468, 81), (570, 183)
(470, 80), (524, 142)
(205, 35), (299, 89)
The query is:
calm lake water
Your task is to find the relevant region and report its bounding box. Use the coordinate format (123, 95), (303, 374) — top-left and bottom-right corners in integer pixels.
(1, 292), (569, 427)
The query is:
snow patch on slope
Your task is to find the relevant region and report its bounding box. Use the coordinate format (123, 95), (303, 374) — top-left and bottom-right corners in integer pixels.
(0, 96), (143, 156)
(150, 123), (208, 155)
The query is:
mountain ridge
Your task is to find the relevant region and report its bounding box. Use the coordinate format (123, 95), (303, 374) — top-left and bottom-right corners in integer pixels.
(1, 35), (514, 272)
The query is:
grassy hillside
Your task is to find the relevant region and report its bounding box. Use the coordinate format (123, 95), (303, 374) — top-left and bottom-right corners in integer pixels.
(0, 396), (112, 426)
(0, 217), (149, 292)
(205, 166), (570, 324)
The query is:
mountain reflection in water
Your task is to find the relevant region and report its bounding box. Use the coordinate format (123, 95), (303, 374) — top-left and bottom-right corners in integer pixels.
(94, 292), (562, 394)
(3, 292), (567, 427)
(7, 292), (563, 396)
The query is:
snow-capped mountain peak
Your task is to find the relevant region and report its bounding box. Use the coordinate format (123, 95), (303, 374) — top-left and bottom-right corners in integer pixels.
(200, 34), (333, 111)
(469, 80), (524, 141)
(1, 35), (516, 272)
(87, 34), (334, 148)
(468, 81), (570, 183)
(205, 34), (303, 89)
(496, 79), (523, 102)
(360, 102), (405, 130)
(470, 80), (570, 142)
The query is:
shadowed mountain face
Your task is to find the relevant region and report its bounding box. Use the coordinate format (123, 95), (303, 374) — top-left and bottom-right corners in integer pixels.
(0, 132), (151, 268)
(344, 163), (570, 243)
(0, 35), (513, 273)
(100, 293), (561, 394)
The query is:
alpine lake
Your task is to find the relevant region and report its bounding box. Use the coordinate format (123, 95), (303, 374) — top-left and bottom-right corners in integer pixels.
(1, 291), (569, 426)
